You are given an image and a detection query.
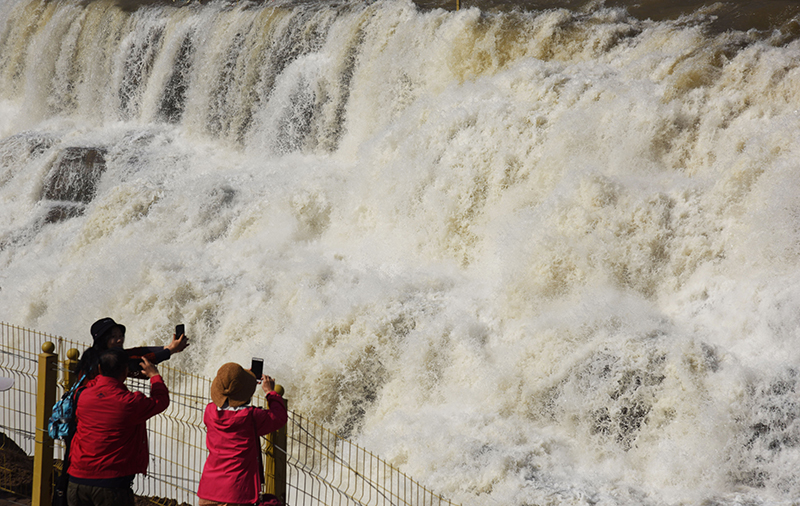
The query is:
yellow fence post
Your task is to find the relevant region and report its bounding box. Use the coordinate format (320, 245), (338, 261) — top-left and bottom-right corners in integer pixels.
(264, 384), (287, 502)
(32, 342), (58, 506)
(62, 348), (80, 390)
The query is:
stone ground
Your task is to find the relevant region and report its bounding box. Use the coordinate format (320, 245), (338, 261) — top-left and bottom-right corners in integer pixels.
(0, 492), (31, 506)
(1, 433), (188, 506)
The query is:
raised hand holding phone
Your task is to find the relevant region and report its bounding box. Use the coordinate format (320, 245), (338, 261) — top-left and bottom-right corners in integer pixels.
(140, 356), (159, 379)
(260, 374), (275, 394)
(168, 324), (189, 354)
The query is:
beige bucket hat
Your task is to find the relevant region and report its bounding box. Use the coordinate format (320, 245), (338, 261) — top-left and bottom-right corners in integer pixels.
(210, 362), (257, 408)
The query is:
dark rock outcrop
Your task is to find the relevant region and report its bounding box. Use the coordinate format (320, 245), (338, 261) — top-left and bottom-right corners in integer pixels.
(40, 147), (108, 223)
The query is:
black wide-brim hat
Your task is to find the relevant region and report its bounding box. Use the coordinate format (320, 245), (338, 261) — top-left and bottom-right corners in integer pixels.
(90, 317), (126, 345)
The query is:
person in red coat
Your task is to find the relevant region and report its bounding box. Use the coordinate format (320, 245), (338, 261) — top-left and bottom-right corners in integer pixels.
(67, 347), (170, 506)
(197, 362), (288, 506)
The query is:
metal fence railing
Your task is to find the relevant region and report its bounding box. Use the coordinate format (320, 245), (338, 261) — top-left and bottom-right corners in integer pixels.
(0, 322), (459, 506)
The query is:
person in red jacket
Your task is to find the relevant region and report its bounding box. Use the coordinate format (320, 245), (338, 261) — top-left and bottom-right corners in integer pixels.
(197, 362), (287, 506)
(67, 347), (170, 506)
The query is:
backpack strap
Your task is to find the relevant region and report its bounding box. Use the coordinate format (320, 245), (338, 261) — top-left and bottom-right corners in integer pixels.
(59, 373), (87, 401)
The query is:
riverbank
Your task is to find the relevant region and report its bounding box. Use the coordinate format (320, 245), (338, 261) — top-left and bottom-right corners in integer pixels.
(0, 432), (189, 506)
(0, 492), (30, 506)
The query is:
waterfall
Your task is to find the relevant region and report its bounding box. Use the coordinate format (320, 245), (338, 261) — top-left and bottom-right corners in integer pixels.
(3, 0), (800, 504)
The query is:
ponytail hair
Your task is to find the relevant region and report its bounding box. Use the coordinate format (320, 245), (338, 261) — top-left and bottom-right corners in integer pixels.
(76, 346), (101, 380)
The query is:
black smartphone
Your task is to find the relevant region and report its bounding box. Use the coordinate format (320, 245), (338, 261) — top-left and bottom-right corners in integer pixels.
(175, 324), (185, 337)
(128, 357), (143, 373)
(251, 357), (263, 380)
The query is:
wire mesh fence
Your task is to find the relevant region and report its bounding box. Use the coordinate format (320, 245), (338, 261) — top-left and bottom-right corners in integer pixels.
(0, 322), (459, 506)
(284, 412), (457, 506)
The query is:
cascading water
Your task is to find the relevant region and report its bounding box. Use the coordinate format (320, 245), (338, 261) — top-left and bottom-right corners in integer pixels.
(2, 0), (800, 504)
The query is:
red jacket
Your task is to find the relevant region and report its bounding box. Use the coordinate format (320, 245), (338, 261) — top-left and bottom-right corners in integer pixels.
(197, 392), (287, 503)
(69, 375), (170, 479)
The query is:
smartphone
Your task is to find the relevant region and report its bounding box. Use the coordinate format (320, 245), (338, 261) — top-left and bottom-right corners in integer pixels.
(175, 324), (185, 337)
(251, 357), (264, 380)
(128, 357), (143, 373)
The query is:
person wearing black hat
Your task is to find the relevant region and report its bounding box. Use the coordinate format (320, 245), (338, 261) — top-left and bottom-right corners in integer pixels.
(75, 317), (189, 383)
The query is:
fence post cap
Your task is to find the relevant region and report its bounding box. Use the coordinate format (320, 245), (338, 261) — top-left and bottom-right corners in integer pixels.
(41, 342), (55, 354)
(67, 348), (80, 360)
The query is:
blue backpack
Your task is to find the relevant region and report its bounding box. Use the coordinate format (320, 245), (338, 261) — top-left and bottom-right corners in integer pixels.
(48, 374), (86, 440)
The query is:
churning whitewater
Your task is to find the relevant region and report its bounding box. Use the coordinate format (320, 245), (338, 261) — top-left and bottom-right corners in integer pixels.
(2, 0), (800, 504)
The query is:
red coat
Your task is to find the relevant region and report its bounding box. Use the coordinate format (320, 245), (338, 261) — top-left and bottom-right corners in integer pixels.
(197, 392), (287, 504)
(69, 375), (170, 479)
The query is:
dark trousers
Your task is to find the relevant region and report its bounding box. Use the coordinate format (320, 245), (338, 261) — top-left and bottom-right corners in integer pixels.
(66, 481), (135, 506)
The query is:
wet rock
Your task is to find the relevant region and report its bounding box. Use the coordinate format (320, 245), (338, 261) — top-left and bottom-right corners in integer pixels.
(42, 147), (107, 203)
(43, 202), (86, 224)
(40, 147), (108, 223)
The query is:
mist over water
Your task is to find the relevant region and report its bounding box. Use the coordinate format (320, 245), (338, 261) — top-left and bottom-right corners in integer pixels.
(2, 0), (800, 504)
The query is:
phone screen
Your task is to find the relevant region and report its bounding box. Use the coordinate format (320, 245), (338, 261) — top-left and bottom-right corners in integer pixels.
(175, 324), (185, 337)
(251, 358), (264, 379)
